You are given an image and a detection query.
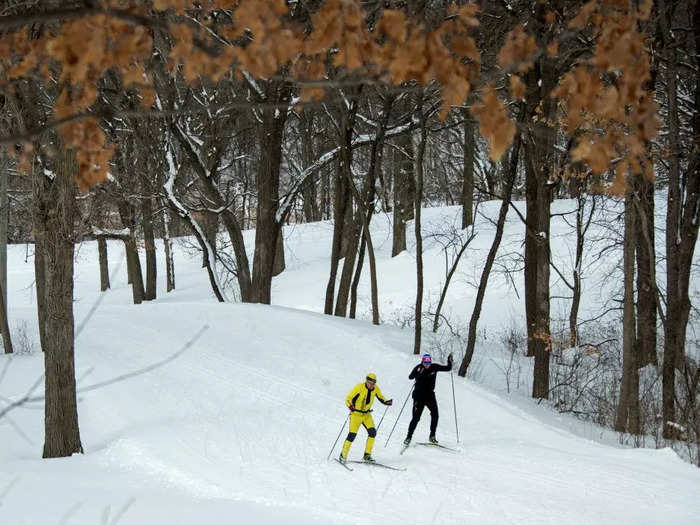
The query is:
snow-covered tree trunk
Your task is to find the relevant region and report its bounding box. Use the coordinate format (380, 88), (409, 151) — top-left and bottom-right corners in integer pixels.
(161, 204), (175, 292)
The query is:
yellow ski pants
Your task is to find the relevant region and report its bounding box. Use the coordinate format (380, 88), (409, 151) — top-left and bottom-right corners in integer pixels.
(341, 412), (376, 458)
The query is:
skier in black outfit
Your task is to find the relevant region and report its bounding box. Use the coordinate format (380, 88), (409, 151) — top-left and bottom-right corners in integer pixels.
(404, 352), (453, 446)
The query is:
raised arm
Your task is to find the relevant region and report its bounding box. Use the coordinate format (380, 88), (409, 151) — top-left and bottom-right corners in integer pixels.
(408, 364), (421, 380)
(434, 354), (454, 372)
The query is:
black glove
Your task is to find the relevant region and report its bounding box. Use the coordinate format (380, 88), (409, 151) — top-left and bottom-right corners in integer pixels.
(385, 399), (393, 406)
(448, 353), (454, 364)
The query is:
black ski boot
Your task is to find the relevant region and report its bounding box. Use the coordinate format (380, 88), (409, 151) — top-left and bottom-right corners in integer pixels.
(429, 434), (439, 444)
(363, 453), (376, 463)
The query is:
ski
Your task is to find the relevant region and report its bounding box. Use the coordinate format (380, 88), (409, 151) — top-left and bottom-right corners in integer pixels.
(347, 460), (406, 471)
(334, 459), (354, 471)
(415, 442), (459, 452)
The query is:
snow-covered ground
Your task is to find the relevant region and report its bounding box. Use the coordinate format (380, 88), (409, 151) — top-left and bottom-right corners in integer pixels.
(1, 199), (699, 524)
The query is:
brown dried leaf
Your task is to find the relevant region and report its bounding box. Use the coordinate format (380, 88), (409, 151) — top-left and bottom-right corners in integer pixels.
(473, 86), (515, 161)
(497, 26), (537, 73)
(509, 75), (525, 100)
(377, 10), (407, 43)
(569, 1), (598, 29)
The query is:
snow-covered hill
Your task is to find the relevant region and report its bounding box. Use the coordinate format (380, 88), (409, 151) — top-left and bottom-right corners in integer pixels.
(1, 200), (699, 524)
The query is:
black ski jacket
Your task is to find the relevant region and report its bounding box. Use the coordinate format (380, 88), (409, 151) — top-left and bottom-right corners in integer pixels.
(409, 360), (452, 398)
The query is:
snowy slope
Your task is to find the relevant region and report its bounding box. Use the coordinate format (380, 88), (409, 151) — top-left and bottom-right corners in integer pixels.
(1, 201), (699, 525)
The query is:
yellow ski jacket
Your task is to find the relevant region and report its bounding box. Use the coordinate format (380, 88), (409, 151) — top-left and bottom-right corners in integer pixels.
(345, 383), (389, 413)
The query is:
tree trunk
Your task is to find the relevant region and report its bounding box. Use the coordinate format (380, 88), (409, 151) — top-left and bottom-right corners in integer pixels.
(202, 212), (218, 269)
(325, 97), (358, 314)
(272, 229), (285, 277)
(660, 0), (700, 438)
(172, 125), (253, 301)
(34, 237), (48, 351)
(117, 201), (145, 304)
(124, 235), (144, 305)
(413, 107), (427, 355)
(161, 204), (175, 292)
(0, 157), (8, 349)
(251, 81), (290, 304)
(462, 110), (475, 229)
(523, 6), (557, 398)
(301, 111), (320, 222)
(141, 195), (157, 301)
(321, 166), (331, 220)
(615, 190), (640, 435)
(459, 133), (520, 375)
(569, 185), (593, 348)
(634, 176), (656, 368)
(392, 132), (413, 256)
(98, 237), (110, 292)
(34, 145), (83, 458)
(0, 281), (12, 354)
(335, 207), (361, 316)
(163, 148), (225, 302)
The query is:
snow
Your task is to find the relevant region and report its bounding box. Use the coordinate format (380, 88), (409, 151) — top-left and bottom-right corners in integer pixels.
(1, 197), (699, 524)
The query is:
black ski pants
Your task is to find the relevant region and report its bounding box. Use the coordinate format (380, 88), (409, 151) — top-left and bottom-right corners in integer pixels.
(406, 391), (438, 439)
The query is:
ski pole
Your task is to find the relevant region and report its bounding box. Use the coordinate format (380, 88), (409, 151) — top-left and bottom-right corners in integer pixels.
(384, 384), (414, 447)
(376, 404), (390, 432)
(327, 414), (349, 460)
(451, 367), (459, 443)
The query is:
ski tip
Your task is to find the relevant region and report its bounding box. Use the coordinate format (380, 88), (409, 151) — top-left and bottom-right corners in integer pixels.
(334, 458), (354, 471)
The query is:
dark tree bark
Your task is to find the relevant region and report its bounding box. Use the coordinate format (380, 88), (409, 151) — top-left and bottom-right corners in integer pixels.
(272, 229), (285, 277)
(202, 212), (218, 269)
(392, 131), (413, 256)
(462, 110), (475, 229)
(413, 104), (427, 355)
(301, 110), (320, 222)
(117, 200), (145, 305)
(634, 176), (656, 368)
(141, 194), (157, 301)
(0, 281), (11, 354)
(523, 3), (557, 398)
(459, 133), (520, 376)
(661, 0), (700, 438)
(251, 80), (291, 304)
(34, 145), (83, 458)
(615, 190), (640, 435)
(98, 237), (110, 291)
(161, 204), (175, 292)
(0, 158), (9, 353)
(569, 187), (595, 348)
(335, 206), (360, 317)
(34, 234), (48, 351)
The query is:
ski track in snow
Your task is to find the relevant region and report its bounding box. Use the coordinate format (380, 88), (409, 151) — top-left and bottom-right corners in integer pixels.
(1, 201), (699, 524)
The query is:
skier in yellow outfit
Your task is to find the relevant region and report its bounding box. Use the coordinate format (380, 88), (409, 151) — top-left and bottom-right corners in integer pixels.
(339, 373), (392, 463)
